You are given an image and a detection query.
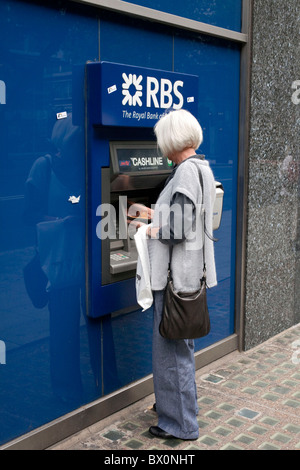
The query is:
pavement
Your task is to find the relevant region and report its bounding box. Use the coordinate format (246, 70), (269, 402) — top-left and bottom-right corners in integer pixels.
(50, 323), (300, 451)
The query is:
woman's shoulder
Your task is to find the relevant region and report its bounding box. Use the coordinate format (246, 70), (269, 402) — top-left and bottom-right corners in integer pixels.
(173, 158), (215, 198)
(175, 157), (210, 180)
(186, 157), (215, 180)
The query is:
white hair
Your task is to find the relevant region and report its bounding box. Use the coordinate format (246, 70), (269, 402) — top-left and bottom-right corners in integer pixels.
(154, 109), (203, 158)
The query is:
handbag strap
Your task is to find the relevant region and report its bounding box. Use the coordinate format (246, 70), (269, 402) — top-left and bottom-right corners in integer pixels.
(198, 166), (206, 277)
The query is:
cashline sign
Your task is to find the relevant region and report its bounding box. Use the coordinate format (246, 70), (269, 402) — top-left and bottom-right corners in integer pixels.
(114, 146), (173, 173)
(87, 62), (199, 127)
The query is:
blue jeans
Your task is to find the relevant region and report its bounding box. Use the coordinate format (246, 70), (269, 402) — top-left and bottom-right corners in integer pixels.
(152, 290), (199, 440)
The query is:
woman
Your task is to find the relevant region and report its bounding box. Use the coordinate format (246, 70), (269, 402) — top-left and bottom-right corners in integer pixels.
(146, 109), (217, 440)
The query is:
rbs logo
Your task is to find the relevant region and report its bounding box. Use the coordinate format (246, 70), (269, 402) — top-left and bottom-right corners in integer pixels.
(122, 73), (184, 110)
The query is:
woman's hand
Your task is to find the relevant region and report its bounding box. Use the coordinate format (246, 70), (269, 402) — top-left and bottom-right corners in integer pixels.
(128, 219), (147, 230)
(146, 225), (160, 239)
(127, 202), (154, 221)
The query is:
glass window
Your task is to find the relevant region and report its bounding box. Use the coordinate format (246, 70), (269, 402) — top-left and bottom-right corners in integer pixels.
(123, 0), (242, 32)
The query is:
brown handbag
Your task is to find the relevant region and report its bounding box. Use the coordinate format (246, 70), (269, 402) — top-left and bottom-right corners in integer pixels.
(159, 166), (211, 340)
(159, 270), (210, 340)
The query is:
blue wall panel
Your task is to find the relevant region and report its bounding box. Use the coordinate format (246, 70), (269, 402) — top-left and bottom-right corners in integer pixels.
(0, 0), (241, 445)
(100, 17), (173, 69)
(0, 0), (100, 445)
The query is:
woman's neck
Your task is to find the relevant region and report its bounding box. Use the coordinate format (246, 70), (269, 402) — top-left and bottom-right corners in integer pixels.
(169, 148), (196, 165)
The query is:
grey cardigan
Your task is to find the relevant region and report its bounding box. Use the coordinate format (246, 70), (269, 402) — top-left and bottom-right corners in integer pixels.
(148, 157), (217, 292)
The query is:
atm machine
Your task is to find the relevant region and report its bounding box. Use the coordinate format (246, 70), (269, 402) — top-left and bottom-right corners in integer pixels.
(85, 61), (199, 318)
(102, 140), (173, 285)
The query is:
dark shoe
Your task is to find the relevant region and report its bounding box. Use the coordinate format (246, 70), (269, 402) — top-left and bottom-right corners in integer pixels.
(149, 426), (175, 439)
(152, 403), (157, 412)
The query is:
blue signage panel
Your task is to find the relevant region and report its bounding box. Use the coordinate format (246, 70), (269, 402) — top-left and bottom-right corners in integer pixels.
(87, 61), (198, 127)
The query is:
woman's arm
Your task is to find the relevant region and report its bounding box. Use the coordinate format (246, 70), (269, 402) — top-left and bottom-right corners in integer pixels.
(147, 192), (195, 245)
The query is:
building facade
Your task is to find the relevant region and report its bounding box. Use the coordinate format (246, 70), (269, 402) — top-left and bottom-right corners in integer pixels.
(0, 0), (298, 449)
